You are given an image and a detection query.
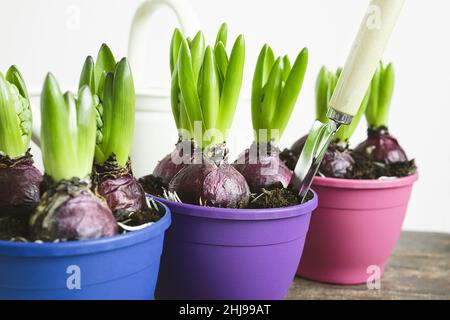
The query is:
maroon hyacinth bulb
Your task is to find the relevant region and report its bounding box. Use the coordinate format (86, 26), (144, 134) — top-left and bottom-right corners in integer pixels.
(94, 156), (147, 214)
(279, 135), (308, 171)
(97, 174), (146, 214)
(152, 140), (194, 187)
(290, 135), (308, 160)
(0, 156), (42, 217)
(354, 127), (408, 164)
(31, 189), (117, 241)
(169, 159), (250, 209)
(233, 144), (293, 193)
(319, 143), (355, 178)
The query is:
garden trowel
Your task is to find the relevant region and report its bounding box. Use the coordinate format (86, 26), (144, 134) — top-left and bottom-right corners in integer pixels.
(293, 0), (405, 201)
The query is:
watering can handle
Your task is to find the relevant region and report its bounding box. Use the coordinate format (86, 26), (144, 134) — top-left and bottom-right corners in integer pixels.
(30, 91), (41, 147)
(31, 130), (40, 147)
(127, 0), (200, 86)
(31, 0), (200, 147)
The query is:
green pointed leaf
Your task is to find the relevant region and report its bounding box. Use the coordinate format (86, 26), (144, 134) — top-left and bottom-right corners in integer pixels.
(0, 73), (24, 158)
(5, 66), (32, 152)
(326, 72), (339, 107)
(94, 43), (116, 94)
(251, 44), (270, 132)
(200, 46), (220, 132)
(6, 65), (29, 99)
(40, 73), (77, 181)
(190, 31), (206, 81)
(377, 62), (395, 127)
(63, 91), (78, 152)
(363, 61), (395, 128)
(263, 46), (275, 85)
(272, 47), (308, 140)
(178, 39), (204, 141)
(214, 41), (228, 81)
(281, 55), (291, 82)
(170, 65), (181, 130)
(79, 56), (95, 92)
(103, 58), (135, 166)
(217, 35), (245, 139)
(76, 86), (96, 176)
(170, 28), (184, 74)
(96, 72), (114, 164)
(94, 145), (106, 163)
(96, 70), (108, 100)
(215, 22), (228, 48)
(179, 98), (191, 138)
(365, 62), (382, 127)
(260, 57), (283, 134)
(315, 66), (330, 122)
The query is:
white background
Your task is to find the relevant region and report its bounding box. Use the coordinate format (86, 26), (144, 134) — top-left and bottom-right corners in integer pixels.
(0, 0), (449, 233)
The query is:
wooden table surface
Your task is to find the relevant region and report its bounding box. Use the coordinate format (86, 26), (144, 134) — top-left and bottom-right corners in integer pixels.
(287, 231), (450, 300)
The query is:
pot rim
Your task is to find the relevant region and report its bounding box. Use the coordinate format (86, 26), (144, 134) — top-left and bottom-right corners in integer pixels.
(312, 172), (418, 190)
(0, 199), (171, 257)
(154, 190), (318, 221)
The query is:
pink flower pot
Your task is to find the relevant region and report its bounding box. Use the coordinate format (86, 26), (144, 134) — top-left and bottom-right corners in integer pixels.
(297, 173), (418, 284)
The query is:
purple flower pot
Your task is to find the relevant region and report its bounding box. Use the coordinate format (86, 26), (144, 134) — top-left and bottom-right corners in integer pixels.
(154, 193), (317, 300)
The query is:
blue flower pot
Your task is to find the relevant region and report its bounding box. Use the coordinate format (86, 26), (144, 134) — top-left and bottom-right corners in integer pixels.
(0, 199), (171, 300)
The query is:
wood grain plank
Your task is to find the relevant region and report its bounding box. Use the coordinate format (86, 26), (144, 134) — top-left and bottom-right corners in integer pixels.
(286, 231), (450, 300)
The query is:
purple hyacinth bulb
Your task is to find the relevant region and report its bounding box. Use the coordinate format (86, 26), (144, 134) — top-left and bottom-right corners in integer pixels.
(152, 140), (194, 187)
(319, 143), (355, 178)
(290, 135), (308, 160)
(0, 159), (42, 217)
(169, 159), (250, 209)
(31, 190), (117, 241)
(97, 174), (145, 214)
(233, 143), (293, 193)
(354, 127), (408, 164)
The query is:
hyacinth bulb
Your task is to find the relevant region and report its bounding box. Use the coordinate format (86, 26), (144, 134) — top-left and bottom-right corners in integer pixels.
(169, 159), (250, 208)
(30, 188), (117, 241)
(0, 157), (42, 218)
(318, 143), (355, 178)
(233, 144), (293, 193)
(96, 173), (146, 214)
(354, 127), (407, 164)
(152, 140), (195, 187)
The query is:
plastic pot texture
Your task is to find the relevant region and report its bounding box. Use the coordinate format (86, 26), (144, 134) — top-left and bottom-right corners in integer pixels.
(155, 192), (318, 300)
(0, 198), (171, 300)
(297, 173), (418, 284)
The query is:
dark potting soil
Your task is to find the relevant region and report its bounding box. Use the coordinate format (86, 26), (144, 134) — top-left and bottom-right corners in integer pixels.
(138, 174), (165, 197)
(280, 146), (417, 180)
(0, 216), (29, 241)
(139, 171), (311, 210)
(248, 187), (312, 209)
(2, 208), (165, 242)
(1, 198), (165, 242)
(279, 148), (298, 171)
(345, 152), (417, 180)
(114, 206), (163, 230)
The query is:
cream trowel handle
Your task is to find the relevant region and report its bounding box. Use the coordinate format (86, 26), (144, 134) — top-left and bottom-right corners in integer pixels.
(329, 0), (405, 120)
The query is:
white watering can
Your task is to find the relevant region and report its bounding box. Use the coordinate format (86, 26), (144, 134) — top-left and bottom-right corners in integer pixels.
(127, 0), (200, 177)
(29, 0), (200, 178)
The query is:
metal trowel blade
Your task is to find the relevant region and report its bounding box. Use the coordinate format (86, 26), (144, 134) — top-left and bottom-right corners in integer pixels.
(292, 120), (339, 202)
